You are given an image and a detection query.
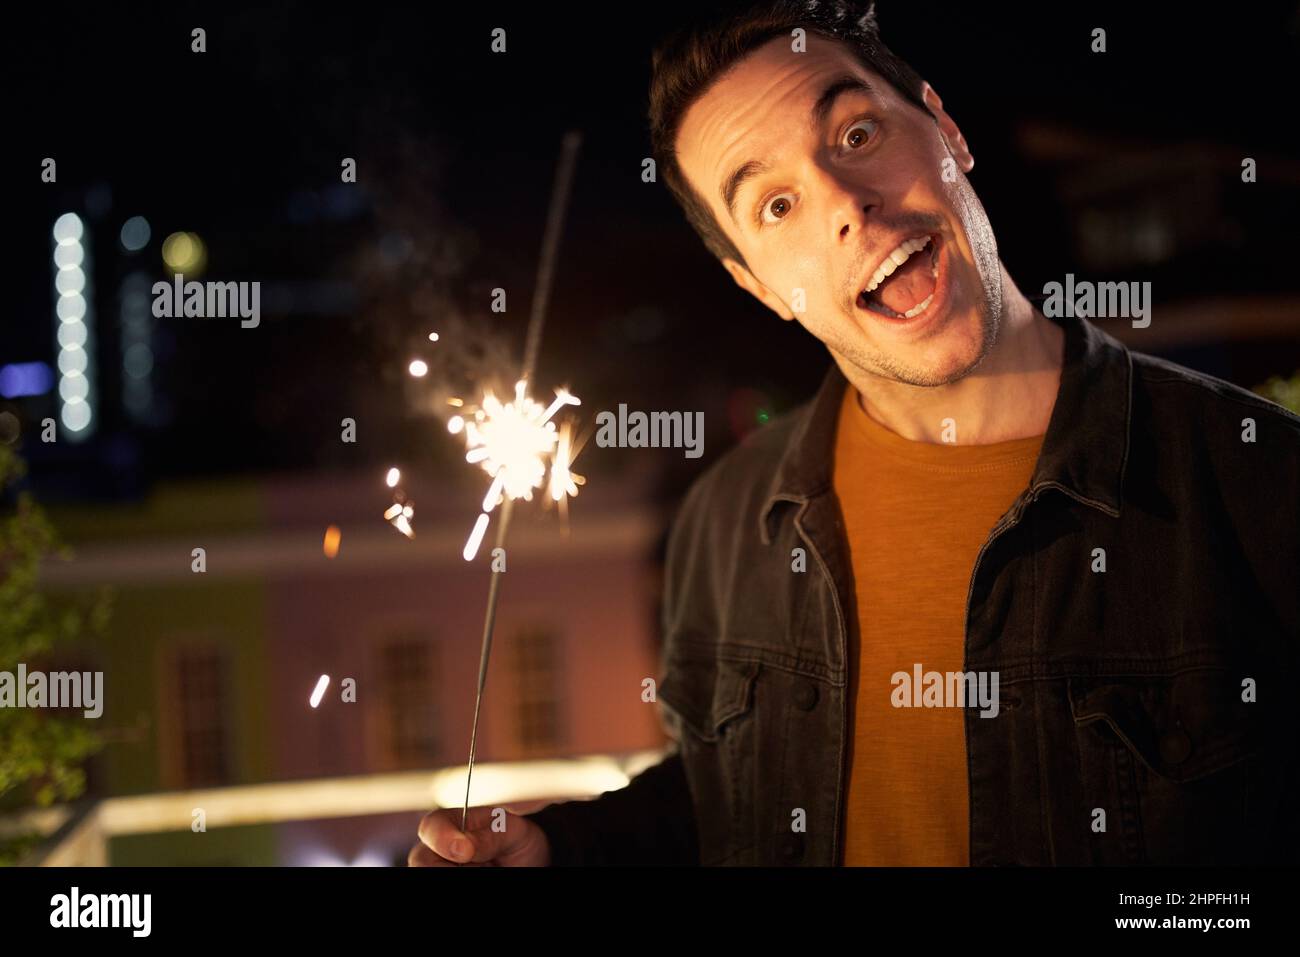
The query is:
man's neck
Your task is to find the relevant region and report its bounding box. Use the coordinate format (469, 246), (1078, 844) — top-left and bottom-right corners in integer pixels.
(841, 267), (1064, 445)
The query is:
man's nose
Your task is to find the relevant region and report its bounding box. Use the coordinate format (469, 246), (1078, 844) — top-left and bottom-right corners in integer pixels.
(824, 174), (881, 244)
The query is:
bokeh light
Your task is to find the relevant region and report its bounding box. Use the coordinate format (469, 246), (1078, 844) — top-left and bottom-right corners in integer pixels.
(161, 231), (207, 275)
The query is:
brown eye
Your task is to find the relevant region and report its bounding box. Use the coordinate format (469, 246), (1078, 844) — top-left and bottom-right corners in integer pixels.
(761, 192), (795, 226)
(844, 119), (878, 149)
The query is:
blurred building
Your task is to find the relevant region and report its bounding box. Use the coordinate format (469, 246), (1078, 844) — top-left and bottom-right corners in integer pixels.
(1014, 119), (1300, 384)
(38, 470), (670, 865)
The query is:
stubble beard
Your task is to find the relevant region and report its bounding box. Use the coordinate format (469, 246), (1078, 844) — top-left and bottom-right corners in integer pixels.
(835, 217), (1004, 388)
(836, 291), (1001, 389)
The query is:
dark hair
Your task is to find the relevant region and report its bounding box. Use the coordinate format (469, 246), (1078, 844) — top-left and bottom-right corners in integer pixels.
(648, 0), (930, 271)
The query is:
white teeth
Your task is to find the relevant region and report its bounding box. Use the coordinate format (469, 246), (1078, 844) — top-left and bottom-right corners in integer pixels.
(863, 235), (932, 293)
(860, 289), (935, 321)
(856, 234), (940, 320)
(902, 293), (934, 318)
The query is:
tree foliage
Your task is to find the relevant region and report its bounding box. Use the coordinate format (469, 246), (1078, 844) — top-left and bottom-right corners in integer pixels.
(1254, 370), (1300, 415)
(0, 442), (109, 863)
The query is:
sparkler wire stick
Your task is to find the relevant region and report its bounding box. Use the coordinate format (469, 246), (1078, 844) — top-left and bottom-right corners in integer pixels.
(460, 496), (512, 833)
(460, 130), (583, 835)
(522, 130), (583, 383)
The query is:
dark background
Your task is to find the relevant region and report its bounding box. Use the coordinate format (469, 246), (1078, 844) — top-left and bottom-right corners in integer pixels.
(6, 0), (1300, 505)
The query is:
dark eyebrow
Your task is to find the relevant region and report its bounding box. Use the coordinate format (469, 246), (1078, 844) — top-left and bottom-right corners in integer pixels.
(720, 160), (772, 225)
(719, 74), (877, 225)
(810, 75), (876, 134)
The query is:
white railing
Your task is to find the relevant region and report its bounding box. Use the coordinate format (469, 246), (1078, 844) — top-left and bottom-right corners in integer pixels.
(6, 748), (666, 866)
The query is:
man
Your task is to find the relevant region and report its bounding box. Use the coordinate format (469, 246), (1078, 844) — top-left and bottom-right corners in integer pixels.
(410, 0), (1298, 866)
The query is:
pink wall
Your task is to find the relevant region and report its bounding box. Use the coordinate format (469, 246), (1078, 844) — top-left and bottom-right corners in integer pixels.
(261, 470), (669, 780)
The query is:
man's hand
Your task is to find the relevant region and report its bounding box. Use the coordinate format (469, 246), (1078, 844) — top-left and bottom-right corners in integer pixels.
(408, 805), (552, 867)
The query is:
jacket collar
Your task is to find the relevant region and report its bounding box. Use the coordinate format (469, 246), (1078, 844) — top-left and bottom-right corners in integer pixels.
(758, 314), (1132, 545)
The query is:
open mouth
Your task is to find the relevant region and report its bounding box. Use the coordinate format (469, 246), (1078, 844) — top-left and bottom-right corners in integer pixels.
(856, 234), (940, 320)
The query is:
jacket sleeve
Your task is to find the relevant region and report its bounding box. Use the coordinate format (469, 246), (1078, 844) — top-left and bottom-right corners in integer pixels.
(522, 750), (699, 865)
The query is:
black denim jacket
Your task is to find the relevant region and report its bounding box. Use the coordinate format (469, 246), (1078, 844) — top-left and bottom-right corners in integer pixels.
(526, 315), (1299, 865)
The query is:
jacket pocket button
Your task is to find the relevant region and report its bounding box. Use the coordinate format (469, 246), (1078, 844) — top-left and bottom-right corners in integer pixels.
(793, 681), (818, 711)
(1158, 727), (1193, 765)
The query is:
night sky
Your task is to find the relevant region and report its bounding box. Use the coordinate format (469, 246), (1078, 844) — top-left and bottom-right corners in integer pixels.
(8, 1), (1300, 504)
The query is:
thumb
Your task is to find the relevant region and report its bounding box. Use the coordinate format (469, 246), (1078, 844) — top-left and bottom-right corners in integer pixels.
(456, 813), (532, 864)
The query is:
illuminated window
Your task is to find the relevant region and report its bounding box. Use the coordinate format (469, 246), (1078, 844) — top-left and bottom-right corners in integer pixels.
(379, 638), (439, 766)
(510, 628), (564, 756)
(173, 648), (231, 788)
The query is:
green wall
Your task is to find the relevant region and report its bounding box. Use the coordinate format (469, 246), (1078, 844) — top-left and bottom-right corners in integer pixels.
(95, 580), (273, 795)
(109, 822), (279, 866)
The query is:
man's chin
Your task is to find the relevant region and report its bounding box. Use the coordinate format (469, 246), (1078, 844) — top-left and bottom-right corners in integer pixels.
(887, 354), (984, 388)
(920, 348), (991, 386)
(838, 311), (996, 388)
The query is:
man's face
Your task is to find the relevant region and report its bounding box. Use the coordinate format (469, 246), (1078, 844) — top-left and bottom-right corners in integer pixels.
(677, 34), (1003, 386)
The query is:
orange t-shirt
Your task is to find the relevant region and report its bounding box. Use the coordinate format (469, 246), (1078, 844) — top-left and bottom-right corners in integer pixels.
(832, 384), (1043, 865)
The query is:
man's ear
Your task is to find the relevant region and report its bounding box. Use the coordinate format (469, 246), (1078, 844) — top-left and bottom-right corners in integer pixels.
(722, 257), (796, 321)
(921, 81), (974, 174)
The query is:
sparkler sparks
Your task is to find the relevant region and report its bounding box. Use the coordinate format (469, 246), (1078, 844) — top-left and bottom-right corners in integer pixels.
(309, 675), (330, 708)
(549, 420), (585, 506)
(456, 381), (583, 560)
(381, 467), (416, 537)
(322, 524), (341, 558)
(384, 500), (415, 538)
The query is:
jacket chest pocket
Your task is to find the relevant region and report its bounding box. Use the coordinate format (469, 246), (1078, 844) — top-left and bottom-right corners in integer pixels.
(1068, 667), (1256, 864)
(658, 653), (761, 864)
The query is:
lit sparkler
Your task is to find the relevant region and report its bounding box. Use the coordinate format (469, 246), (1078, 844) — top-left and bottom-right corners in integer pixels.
(456, 381), (582, 561)
(376, 131), (586, 838)
(454, 130), (584, 835)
